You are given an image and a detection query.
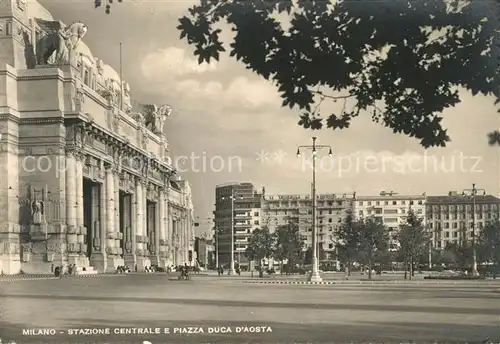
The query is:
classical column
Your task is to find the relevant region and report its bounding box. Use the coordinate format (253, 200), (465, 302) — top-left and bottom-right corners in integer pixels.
(99, 180), (106, 249)
(142, 181), (148, 255)
(75, 152), (85, 260)
(154, 196), (160, 265)
(90, 182), (105, 272)
(158, 190), (165, 266)
(65, 150), (78, 262)
(168, 212), (174, 265)
(131, 189), (137, 253)
(113, 168), (121, 255)
(163, 192), (169, 263)
(105, 165), (115, 255)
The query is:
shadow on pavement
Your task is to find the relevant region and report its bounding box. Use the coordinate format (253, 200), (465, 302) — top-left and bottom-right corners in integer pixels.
(0, 318), (498, 343)
(1, 293), (498, 315)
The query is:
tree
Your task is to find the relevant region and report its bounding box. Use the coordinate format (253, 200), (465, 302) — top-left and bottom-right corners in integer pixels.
(396, 209), (430, 279)
(335, 209), (359, 276)
(273, 223), (304, 274)
(158, 0), (500, 147)
(244, 227), (275, 277)
(302, 247), (313, 266)
(357, 218), (390, 280)
(443, 241), (473, 271)
(479, 220), (500, 277)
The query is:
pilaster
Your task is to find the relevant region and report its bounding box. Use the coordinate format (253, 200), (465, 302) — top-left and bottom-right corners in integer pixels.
(75, 150), (88, 266)
(0, 117), (20, 274)
(123, 188), (136, 268)
(113, 166), (121, 257)
(135, 178), (149, 270)
(90, 179), (106, 272)
(65, 149), (79, 265)
(104, 163), (116, 272)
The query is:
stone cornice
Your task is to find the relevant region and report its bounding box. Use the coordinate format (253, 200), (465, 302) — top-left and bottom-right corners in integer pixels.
(0, 67), (17, 80)
(16, 68), (65, 82)
(0, 114), (20, 123)
(20, 117), (64, 125)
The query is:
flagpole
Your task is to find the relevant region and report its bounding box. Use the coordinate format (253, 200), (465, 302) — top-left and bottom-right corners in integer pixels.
(119, 42), (123, 111)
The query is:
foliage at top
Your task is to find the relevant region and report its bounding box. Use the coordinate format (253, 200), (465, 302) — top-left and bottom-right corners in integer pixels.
(97, 0), (500, 146)
(173, 0), (500, 147)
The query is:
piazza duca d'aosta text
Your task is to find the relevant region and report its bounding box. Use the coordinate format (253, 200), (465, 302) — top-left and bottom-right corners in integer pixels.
(0, 0), (196, 275)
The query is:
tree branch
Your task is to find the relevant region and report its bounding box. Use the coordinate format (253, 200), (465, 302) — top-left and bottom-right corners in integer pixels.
(311, 90), (355, 101)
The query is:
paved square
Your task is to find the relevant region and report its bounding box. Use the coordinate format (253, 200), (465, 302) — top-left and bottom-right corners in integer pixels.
(1, 275), (499, 343)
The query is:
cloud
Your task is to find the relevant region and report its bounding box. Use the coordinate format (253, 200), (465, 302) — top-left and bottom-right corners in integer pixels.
(141, 47), (217, 79)
(173, 76), (282, 111)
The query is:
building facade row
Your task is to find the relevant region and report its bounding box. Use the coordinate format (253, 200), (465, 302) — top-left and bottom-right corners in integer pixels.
(0, 0), (195, 275)
(213, 183), (500, 267)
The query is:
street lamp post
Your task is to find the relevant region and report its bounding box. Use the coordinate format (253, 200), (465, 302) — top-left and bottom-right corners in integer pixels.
(230, 191), (236, 275)
(215, 226), (219, 268)
(462, 183), (486, 277)
(296, 137), (333, 283)
(222, 191), (242, 275)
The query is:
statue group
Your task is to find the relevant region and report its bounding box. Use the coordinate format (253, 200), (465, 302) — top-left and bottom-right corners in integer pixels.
(35, 19), (88, 65)
(142, 104), (172, 134)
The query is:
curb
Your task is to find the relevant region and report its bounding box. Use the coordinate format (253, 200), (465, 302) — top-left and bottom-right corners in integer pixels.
(242, 280), (500, 285)
(0, 274), (128, 282)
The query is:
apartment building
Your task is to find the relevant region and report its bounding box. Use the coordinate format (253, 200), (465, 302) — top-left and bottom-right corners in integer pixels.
(426, 192), (500, 249)
(262, 192), (355, 258)
(355, 192), (427, 250)
(213, 183), (262, 268)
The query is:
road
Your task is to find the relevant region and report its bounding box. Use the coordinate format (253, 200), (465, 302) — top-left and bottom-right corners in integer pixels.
(1, 274), (499, 343)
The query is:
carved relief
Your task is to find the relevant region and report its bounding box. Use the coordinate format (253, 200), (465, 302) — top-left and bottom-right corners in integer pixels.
(17, 0), (27, 11)
(31, 200), (45, 225)
(74, 84), (85, 112)
(111, 108), (120, 132)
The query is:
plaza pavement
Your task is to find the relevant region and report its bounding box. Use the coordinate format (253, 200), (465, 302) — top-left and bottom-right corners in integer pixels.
(0, 274), (499, 343)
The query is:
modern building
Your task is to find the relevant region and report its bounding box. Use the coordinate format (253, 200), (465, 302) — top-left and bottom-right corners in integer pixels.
(213, 182), (262, 268)
(194, 237), (214, 268)
(426, 192), (500, 250)
(262, 192), (355, 260)
(0, 0), (195, 275)
(355, 192), (427, 250)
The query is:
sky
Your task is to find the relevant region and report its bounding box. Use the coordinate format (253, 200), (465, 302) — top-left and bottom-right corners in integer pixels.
(39, 0), (500, 235)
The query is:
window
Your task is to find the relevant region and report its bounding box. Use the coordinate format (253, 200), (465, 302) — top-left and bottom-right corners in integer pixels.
(376, 201), (380, 205)
(444, 232), (450, 237)
(253, 220), (259, 225)
(359, 201), (363, 206)
(392, 201), (397, 205)
(452, 222), (457, 229)
(328, 243), (334, 249)
(367, 201), (372, 206)
(254, 212), (259, 216)
(385, 201), (389, 205)
(444, 222), (449, 229)
(418, 201), (423, 205)
(328, 218), (332, 223)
